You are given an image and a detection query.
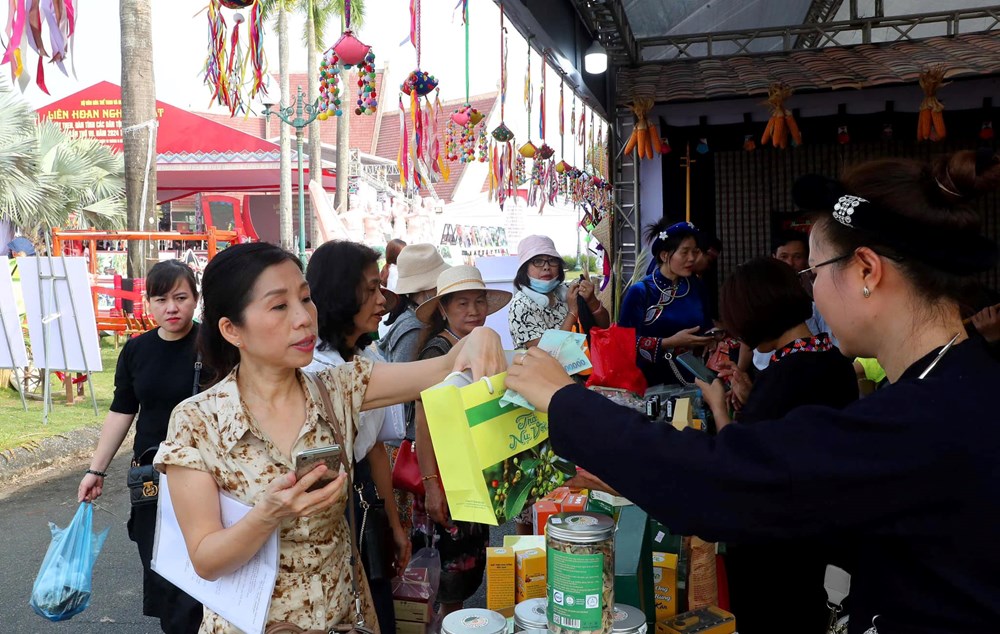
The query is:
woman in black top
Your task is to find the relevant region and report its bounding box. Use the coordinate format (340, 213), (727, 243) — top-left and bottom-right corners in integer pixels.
(78, 260), (203, 633)
(507, 150), (1000, 634)
(697, 257), (858, 633)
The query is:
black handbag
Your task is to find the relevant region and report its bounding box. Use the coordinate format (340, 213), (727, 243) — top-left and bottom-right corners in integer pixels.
(127, 447), (160, 507)
(355, 481), (395, 582)
(127, 354), (203, 508)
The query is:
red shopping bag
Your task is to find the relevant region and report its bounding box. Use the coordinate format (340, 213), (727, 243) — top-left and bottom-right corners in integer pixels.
(585, 325), (648, 394)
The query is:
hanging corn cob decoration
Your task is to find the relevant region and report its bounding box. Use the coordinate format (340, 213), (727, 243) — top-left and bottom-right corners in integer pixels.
(917, 66), (947, 141)
(622, 97), (662, 159)
(761, 83), (801, 149)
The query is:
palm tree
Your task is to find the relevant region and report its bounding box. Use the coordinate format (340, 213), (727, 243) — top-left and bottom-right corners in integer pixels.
(261, 0), (363, 246)
(119, 0), (158, 277)
(328, 0), (365, 217)
(0, 83), (58, 237)
(259, 0), (296, 250)
(0, 83), (126, 250)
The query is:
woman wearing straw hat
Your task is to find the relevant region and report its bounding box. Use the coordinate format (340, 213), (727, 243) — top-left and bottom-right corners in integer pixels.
(378, 244), (451, 368)
(411, 265), (512, 617)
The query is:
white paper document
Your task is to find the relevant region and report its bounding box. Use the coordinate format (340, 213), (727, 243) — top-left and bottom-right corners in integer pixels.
(152, 475), (278, 634)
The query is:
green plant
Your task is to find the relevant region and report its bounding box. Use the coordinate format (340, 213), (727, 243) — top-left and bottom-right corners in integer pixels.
(562, 255), (578, 271)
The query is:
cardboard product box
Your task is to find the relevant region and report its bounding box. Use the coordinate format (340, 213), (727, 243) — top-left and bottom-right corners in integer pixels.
(614, 505), (656, 626)
(515, 548), (547, 603)
(515, 575), (548, 604)
(393, 599), (432, 624)
(487, 547), (516, 615)
(652, 552), (679, 620)
(515, 548), (546, 583)
(541, 486), (571, 505)
(392, 566), (433, 624)
(396, 620), (427, 634)
(655, 606), (735, 634)
(532, 500), (560, 535)
(585, 496), (614, 518)
(561, 493), (587, 513)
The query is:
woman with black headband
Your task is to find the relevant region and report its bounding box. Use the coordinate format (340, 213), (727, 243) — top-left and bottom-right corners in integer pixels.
(507, 149), (1000, 634)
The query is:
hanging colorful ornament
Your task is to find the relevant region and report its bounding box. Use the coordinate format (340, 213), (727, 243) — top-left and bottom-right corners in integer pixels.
(318, 50), (343, 119)
(319, 0), (377, 118)
(2, 0), (80, 94)
(489, 5), (516, 210)
(760, 83), (802, 148)
(743, 134), (757, 152)
(981, 120), (995, 140)
(837, 125), (850, 145)
(203, 0), (267, 116)
(882, 123), (894, 142)
(397, 0), (443, 191)
(917, 66), (947, 141)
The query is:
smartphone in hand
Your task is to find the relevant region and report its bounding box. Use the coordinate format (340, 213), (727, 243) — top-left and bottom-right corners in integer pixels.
(294, 445), (343, 492)
(675, 351), (718, 384)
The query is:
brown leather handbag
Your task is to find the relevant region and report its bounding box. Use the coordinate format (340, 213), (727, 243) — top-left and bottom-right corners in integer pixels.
(265, 376), (375, 634)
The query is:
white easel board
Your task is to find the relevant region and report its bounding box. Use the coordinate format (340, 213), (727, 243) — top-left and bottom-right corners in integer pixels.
(0, 257), (29, 368)
(20, 257), (103, 373)
(477, 256), (520, 350)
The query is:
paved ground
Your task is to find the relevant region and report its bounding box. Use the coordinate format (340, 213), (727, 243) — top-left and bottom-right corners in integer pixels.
(0, 454), (510, 633)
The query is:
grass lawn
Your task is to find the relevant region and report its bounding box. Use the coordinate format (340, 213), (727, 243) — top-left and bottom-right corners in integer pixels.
(0, 337), (123, 453)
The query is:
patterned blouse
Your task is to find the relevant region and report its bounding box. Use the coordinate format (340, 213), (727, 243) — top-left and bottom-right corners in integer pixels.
(508, 285), (571, 348)
(154, 359), (380, 634)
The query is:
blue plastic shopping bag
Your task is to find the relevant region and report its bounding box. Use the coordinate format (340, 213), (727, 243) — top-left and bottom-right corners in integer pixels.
(30, 502), (109, 622)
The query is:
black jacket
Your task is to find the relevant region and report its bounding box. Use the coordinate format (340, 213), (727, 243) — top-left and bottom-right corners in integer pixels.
(549, 339), (1000, 634)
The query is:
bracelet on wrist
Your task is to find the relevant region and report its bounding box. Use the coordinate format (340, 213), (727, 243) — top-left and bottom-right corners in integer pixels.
(86, 469), (107, 478)
(421, 474), (440, 482)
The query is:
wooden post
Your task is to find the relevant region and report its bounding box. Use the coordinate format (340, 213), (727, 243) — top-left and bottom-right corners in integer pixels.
(64, 373), (75, 405)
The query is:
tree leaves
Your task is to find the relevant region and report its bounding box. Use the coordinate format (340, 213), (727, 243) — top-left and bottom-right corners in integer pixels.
(0, 81), (126, 242)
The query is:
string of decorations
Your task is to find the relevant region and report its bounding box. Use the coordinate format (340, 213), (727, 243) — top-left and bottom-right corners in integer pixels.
(204, 0), (267, 116)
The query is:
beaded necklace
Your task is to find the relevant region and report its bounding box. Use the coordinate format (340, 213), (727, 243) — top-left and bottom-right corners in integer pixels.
(643, 271), (691, 325)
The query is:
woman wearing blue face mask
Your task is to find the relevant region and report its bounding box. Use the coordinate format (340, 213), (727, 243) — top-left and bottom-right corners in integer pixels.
(508, 235), (610, 349)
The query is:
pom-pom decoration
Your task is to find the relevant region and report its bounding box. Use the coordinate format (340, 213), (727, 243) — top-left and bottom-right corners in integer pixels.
(318, 49), (342, 119)
(203, 0), (267, 116)
(401, 70), (439, 97)
(445, 104), (487, 165)
(317, 0), (377, 119)
(318, 42), (377, 117)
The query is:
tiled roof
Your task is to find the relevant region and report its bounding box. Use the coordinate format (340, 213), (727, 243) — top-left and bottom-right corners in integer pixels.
(373, 92), (499, 203)
(618, 31), (1000, 105)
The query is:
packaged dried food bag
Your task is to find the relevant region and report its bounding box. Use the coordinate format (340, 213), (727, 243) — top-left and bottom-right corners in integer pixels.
(422, 373), (575, 525)
(30, 502), (109, 622)
(586, 326), (647, 395)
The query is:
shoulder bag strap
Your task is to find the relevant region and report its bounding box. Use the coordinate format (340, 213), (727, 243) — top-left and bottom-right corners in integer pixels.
(192, 352), (203, 397)
(305, 373), (366, 628)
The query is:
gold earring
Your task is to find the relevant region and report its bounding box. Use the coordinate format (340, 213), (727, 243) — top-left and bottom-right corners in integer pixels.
(863, 286), (871, 298)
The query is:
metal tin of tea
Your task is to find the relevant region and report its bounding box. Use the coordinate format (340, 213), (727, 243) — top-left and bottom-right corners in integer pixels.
(514, 598), (548, 631)
(442, 608), (509, 634)
(611, 604), (647, 634)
